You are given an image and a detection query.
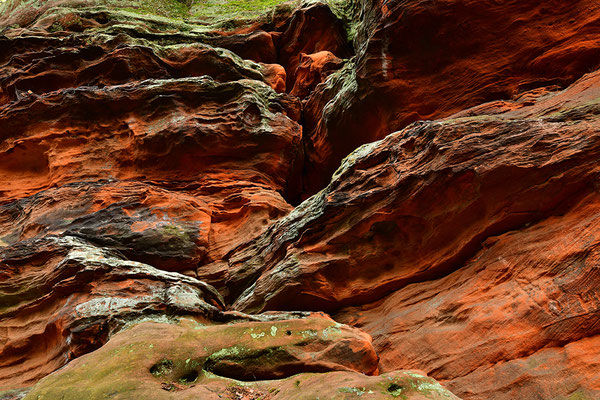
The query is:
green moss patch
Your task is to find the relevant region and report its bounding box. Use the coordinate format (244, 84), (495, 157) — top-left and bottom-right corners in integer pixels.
(190, 0), (295, 20)
(119, 0), (191, 19)
(387, 382), (404, 397)
(109, 0), (297, 24)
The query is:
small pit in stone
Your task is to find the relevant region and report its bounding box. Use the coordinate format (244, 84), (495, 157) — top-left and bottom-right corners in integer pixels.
(286, 330), (292, 336)
(388, 383), (404, 395)
(241, 103), (262, 126)
(179, 370), (199, 384)
(150, 359), (174, 377)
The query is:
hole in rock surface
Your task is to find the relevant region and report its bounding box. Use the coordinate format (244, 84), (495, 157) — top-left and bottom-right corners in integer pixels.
(178, 370), (199, 384)
(150, 359), (174, 376)
(388, 383), (404, 394)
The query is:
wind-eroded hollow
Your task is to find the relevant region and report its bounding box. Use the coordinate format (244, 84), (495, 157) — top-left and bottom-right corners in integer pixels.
(150, 359), (174, 377)
(150, 359), (198, 385)
(202, 346), (346, 382)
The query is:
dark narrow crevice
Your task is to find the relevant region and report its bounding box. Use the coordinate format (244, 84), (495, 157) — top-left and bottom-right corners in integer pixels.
(270, 2), (357, 205)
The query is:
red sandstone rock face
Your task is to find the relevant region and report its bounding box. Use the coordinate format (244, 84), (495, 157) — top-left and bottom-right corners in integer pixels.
(276, 2), (351, 89)
(301, 0), (600, 195)
(0, 5), (306, 392)
(0, 39), (268, 107)
(337, 192), (600, 399)
(290, 51), (344, 98)
(228, 69), (600, 313)
(0, 77), (301, 269)
(0, 235), (225, 389)
(225, 69), (600, 398)
(1, 0), (600, 398)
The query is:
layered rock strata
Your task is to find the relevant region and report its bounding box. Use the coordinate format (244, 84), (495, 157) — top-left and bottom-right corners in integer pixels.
(1, 0), (599, 399)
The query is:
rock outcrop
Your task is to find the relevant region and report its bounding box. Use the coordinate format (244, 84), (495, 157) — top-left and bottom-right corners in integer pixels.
(0, 235), (225, 389)
(1, 0), (599, 399)
(23, 316), (458, 400)
(228, 68), (600, 312)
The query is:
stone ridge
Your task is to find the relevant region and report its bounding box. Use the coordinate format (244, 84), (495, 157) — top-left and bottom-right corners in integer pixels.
(23, 316), (459, 400)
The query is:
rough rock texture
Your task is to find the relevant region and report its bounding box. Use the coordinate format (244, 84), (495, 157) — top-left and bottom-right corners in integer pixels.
(228, 68), (600, 313)
(0, 76), (303, 268)
(226, 68), (600, 398)
(301, 0), (600, 195)
(290, 50), (344, 98)
(1, 0), (600, 399)
(337, 189), (600, 399)
(0, 235), (225, 389)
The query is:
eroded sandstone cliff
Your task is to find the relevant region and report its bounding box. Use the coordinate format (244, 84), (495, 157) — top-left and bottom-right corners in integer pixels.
(0, 0), (599, 399)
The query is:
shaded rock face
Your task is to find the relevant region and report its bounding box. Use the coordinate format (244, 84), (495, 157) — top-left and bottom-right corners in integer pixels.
(1, 0), (599, 399)
(301, 0), (600, 196)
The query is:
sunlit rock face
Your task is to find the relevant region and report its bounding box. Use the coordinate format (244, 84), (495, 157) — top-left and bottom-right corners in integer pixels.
(1, 0), (599, 399)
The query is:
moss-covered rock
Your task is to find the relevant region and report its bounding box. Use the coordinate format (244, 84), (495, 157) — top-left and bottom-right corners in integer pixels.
(0, 0), (301, 32)
(23, 315), (459, 399)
